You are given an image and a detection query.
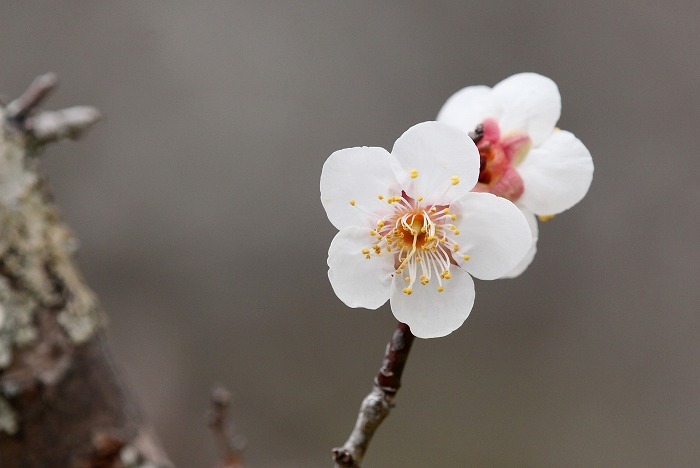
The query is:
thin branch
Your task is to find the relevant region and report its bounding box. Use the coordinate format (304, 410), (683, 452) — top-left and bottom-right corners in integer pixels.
(26, 106), (101, 144)
(5, 73), (58, 122)
(332, 322), (415, 467)
(208, 384), (246, 468)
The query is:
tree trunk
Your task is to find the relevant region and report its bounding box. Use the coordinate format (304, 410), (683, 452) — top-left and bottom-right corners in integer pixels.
(0, 75), (171, 467)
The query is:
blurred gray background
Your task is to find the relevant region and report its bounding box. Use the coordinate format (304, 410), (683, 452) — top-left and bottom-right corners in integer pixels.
(2, 1), (699, 466)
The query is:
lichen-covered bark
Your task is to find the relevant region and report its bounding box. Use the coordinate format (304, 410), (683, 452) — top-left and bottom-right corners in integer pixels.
(0, 75), (171, 467)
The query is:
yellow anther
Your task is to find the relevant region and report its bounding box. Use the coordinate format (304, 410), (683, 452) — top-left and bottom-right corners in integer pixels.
(437, 286), (444, 292)
(441, 270), (451, 279)
(369, 230), (377, 236)
(452, 244), (460, 252)
(417, 196), (424, 201)
(443, 208), (450, 214)
(349, 199), (356, 206)
(429, 207), (437, 213)
(405, 277), (410, 283)
(538, 214), (556, 222)
(420, 275), (429, 285)
(372, 245), (381, 254)
(450, 176), (460, 185)
(454, 230), (460, 235)
(361, 248), (370, 255)
(420, 227), (426, 233)
(377, 220), (385, 228)
(402, 287), (413, 295)
(450, 214), (457, 221)
(409, 169), (419, 179)
(378, 194), (384, 200)
(463, 255), (470, 261)
(449, 225), (456, 231)
(386, 245), (392, 252)
(416, 257), (422, 262)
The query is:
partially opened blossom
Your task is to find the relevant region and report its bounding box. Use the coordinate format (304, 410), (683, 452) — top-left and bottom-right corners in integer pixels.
(437, 73), (594, 277)
(320, 122), (531, 338)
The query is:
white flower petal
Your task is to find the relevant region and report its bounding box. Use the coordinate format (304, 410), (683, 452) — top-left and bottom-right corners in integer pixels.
(493, 73), (561, 146)
(390, 266), (474, 339)
(327, 226), (395, 309)
(321, 146), (399, 230)
(451, 192), (532, 280)
(390, 121), (479, 203)
(436, 85), (502, 134)
(517, 130), (594, 215)
(501, 208), (538, 278)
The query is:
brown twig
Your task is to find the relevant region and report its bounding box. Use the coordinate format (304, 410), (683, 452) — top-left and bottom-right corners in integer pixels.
(208, 384), (246, 468)
(332, 322), (415, 467)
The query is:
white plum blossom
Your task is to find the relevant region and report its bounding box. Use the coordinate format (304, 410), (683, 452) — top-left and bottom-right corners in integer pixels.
(437, 73), (594, 277)
(320, 122), (532, 338)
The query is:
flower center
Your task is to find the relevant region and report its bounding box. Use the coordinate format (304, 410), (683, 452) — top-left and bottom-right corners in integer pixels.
(360, 192), (470, 295)
(471, 118), (531, 202)
(396, 213), (431, 249)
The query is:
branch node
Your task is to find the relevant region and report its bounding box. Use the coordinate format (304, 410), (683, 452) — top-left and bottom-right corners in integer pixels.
(4, 73), (101, 147)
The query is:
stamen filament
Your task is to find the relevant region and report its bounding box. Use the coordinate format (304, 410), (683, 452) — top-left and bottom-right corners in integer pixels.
(367, 193), (460, 296)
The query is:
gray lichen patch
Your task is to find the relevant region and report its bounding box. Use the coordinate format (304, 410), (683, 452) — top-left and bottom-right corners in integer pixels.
(0, 110), (37, 206)
(120, 445), (155, 468)
(0, 112), (103, 371)
(58, 301), (101, 344)
(0, 394), (18, 435)
(0, 278), (38, 367)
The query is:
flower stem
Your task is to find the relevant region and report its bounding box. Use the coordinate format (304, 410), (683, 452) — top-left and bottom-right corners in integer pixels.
(331, 322), (415, 467)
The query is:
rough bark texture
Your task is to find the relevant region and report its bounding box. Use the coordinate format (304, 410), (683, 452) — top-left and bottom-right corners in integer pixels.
(0, 335), (168, 467)
(0, 75), (171, 467)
